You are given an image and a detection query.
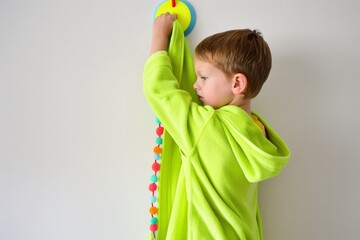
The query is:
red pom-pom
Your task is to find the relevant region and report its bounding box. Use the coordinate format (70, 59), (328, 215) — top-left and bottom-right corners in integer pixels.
(149, 183), (157, 192)
(152, 162), (160, 172)
(156, 126), (164, 136)
(150, 223), (158, 232)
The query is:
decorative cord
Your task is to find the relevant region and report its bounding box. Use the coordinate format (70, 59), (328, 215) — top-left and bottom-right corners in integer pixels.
(149, 117), (164, 239)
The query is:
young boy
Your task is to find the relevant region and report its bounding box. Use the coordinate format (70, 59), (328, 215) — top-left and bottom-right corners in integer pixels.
(143, 13), (290, 239)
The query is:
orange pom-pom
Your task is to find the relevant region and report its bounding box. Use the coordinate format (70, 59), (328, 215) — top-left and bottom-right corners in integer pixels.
(153, 146), (162, 154)
(149, 206), (158, 215)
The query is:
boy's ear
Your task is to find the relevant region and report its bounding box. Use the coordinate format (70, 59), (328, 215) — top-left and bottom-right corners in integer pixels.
(232, 73), (247, 95)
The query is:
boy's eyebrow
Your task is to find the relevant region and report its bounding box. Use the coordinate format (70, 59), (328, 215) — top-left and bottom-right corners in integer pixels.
(195, 70), (203, 76)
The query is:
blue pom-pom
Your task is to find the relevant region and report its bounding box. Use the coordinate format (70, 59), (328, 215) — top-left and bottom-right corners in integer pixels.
(149, 195), (157, 203)
(154, 154), (161, 160)
(155, 117), (161, 124)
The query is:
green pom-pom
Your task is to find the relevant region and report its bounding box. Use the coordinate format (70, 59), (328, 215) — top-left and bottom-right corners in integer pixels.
(155, 137), (163, 145)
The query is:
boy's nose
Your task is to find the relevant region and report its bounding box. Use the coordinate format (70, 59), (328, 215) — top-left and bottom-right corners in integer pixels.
(193, 81), (199, 90)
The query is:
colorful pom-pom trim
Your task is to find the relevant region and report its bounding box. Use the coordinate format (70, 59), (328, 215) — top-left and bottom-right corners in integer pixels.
(148, 116), (164, 239)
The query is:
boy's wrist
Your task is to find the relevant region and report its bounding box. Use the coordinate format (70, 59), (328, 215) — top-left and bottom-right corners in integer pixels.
(150, 35), (169, 54)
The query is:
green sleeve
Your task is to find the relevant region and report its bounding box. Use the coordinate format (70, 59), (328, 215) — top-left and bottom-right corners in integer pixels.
(143, 51), (212, 156)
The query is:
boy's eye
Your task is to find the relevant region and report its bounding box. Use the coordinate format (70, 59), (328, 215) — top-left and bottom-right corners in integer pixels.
(201, 77), (207, 80)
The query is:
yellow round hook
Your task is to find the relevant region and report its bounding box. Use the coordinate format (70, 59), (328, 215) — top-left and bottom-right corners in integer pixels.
(154, 0), (196, 36)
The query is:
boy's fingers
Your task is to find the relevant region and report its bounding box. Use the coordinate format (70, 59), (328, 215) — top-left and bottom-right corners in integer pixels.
(158, 12), (177, 20)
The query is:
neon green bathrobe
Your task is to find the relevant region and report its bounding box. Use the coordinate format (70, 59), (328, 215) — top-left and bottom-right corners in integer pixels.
(143, 21), (290, 240)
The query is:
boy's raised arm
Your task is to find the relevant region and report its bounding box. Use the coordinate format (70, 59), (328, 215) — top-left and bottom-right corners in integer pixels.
(150, 13), (176, 55)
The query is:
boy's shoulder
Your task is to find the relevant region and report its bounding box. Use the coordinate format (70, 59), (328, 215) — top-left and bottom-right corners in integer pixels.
(214, 105), (265, 135)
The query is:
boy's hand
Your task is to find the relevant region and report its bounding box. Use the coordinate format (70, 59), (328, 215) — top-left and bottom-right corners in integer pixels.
(150, 13), (176, 55)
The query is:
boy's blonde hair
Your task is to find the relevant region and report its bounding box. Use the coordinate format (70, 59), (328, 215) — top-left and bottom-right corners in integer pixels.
(194, 29), (272, 99)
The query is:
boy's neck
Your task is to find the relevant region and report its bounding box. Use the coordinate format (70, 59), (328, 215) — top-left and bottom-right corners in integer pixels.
(239, 100), (251, 116)
(228, 94), (252, 116)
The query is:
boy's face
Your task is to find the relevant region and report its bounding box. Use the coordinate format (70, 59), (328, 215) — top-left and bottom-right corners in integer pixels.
(193, 58), (234, 109)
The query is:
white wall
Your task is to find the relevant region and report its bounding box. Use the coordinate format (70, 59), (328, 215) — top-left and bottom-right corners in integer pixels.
(1, 0), (359, 239)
